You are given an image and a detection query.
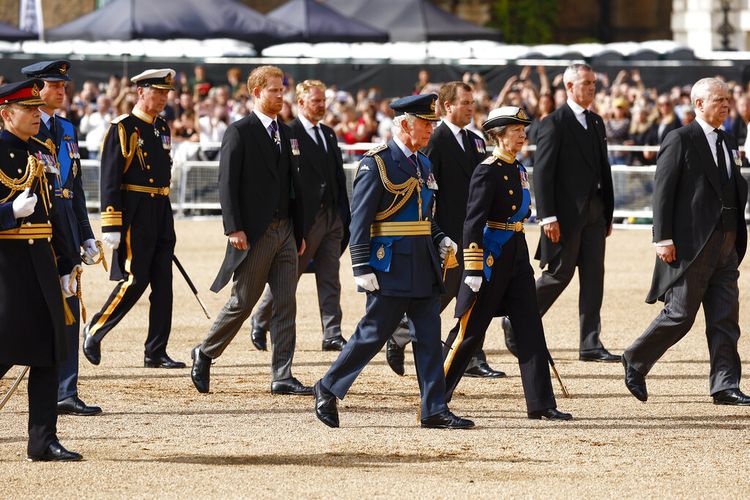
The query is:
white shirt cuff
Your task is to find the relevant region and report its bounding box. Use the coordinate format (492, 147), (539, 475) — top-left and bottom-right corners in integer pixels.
(539, 216), (558, 226)
(654, 239), (673, 246)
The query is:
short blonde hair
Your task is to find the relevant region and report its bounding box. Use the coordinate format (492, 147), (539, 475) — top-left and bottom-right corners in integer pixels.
(296, 79), (326, 100)
(246, 65), (284, 94)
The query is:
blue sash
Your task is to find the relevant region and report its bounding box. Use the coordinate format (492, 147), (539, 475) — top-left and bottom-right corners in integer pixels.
(55, 119), (79, 188)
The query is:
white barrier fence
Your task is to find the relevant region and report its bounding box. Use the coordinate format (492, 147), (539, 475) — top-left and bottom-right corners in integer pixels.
(80, 143), (749, 221)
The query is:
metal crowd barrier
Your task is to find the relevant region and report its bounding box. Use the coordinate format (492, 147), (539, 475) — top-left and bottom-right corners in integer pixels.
(81, 143), (750, 221)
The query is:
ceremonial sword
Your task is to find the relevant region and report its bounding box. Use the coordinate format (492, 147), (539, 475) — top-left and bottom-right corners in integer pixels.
(0, 367), (29, 411)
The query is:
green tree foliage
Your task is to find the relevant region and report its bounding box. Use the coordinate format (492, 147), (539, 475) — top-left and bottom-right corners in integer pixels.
(491, 0), (560, 45)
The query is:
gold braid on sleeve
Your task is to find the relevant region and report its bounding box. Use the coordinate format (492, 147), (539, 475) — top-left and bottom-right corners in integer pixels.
(372, 154), (419, 221)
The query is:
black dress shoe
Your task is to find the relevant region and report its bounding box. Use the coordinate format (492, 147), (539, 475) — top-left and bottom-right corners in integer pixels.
(313, 381), (339, 428)
(528, 408), (573, 421)
(421, 410), (475, 429)
(191, 345), (211, 393)
(464, 362), (506, 378)
(82, 325), (101, 366)
(623, 357), (648, 402)
(322, 335), (347, 351)
(386, 336), (405, 376)
(501, 317), (518, 357)
(27, 441), (82, 462)
(579, 347), (621, 363)
(144, 353), (186, 369)
(712, 388), (750, 406)
(251, 327), (267, 351)
(271, 377), (313, 395)
(57, 396), (102, 416)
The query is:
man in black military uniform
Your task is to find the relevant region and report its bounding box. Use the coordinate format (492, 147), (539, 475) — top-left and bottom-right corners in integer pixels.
(0, 79), (82, 461)
(22, 60), (102, 416)
(83, 69), (185, 369)
(313, 94), (473, 429)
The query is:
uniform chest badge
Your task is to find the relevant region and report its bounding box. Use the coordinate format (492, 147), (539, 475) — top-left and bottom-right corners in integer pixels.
(290, 138), (300, 156)
(154, 127), (160, 138)
(35, 151), (59, 174)
(73, 163), (78, 177)
(732, 149), (742, 167)
(376, 245), (385, 260)
(520, 169), (530, 189)
(474, 138), (485, 154)
(426, 172), (438, 190)
(486, 255), (494, 267)
(161, 135), (171, 150)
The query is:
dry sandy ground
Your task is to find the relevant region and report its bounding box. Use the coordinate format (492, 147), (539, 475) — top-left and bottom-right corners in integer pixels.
(2, 220), (750, 498)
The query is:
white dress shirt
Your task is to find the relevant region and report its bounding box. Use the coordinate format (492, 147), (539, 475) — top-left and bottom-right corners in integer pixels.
(298, 113), (326, 152)
(443, 119), (466, 151)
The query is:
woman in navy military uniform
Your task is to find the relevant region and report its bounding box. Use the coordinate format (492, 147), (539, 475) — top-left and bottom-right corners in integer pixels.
(442, 106), (572, 421)
(0, 79), (82, 460)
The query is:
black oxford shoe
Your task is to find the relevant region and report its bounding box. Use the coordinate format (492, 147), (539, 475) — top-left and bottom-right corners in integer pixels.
(190, 345), (211, 393)
(313, 381), (339, 428)
(82, 325), (101, 366)
(464, 362), (506, 379)
(251, 327), (267, 351)
(386, 336), (405, 376)
(713, 388), (750, 406)
(27, 441), (82, 462)
(579, 347), (621, 363)
(623, 357), (648, 402)
(322, 335), (347, 351)
(501, 317), (519, 357)
(421, 410), (475, 429)
(528, 408), (573, 421)
(144, 353), (186, 369)
(57, 396), (102, 416)
(271, 377), (313, 395)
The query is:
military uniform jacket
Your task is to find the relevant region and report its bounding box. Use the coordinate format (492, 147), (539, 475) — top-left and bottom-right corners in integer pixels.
(647, 121), (748, 303)
(289, 117), (350, 252)
(99, 111), (173, 235)
(349, 140), (446, 298)
(210, 112), (304, 292)
(0, 130), (74, 366)
(456, 151), (531, 317)
(36, 114), (94, 257)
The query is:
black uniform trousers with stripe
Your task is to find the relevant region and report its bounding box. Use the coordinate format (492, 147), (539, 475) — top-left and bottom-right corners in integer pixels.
(443, 233), (556, 414)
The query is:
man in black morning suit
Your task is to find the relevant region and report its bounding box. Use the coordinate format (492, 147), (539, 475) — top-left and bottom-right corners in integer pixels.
(386, 82), (505, 379)
(623, 78), (750, 405)
(250, 79), (350, 352)
(503, 63), (619, 362)
(22, 59), (102, 417)
(191, 66), (311, 396)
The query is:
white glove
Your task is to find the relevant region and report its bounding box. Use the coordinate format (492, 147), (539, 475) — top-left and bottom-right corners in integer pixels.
(12, 188), (37, 219)
(60, 273), (77, 298)
(464, 276), (482, 293)
(439, 236), (458, 260)
(82, 239), (100, 261)
(354, 273), (380, 292)
(102, 232), (121, 250)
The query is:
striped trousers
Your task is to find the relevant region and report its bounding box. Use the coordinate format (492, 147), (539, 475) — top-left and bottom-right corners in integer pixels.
(201, 218), (299, 382)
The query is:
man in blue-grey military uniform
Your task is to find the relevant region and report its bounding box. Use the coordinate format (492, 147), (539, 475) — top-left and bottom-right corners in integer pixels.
(22, 60), (103, 417)
(313, 94), (474, 429)
(82, 69), (185, 369)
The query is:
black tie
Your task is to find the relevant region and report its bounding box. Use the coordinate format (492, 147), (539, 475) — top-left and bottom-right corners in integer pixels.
(49, 116), (58, 140)
(409, 154), (423, 181)
(269, 120), (280, 152)
(583, 109), (593, 131)
(312, 125), (326, 152)
(460, 129), (473, 153)
(715, 128), (729, 186)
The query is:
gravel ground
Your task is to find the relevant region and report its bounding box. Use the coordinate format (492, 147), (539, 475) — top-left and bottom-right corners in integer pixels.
(2, 220), (749, 499)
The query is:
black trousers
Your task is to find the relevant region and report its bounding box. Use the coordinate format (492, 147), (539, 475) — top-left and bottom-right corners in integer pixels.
(443, 235), (556, 414)
(1, 364), (58, 457)
(536, 194), (607, 353)
(87, 199), (175, 357)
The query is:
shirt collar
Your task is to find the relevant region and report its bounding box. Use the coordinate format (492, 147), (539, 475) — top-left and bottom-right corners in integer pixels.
(254, 109), (277, 130)
(41, 110), (52, 126)
(132, 107), (155, 124)
(393, 135), (416, 157)
(695, 116), (722, 136)
(567, 98), (587, 116)
(297, 113), (317, 131)
(442, 118), (464, 137)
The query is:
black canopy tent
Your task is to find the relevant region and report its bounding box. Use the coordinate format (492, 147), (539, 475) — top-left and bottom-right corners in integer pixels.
(46, 0), (300, 50)
(0, 21), (36, 42)
(267, 0), (388, 44)
(323, 0), (500, 43)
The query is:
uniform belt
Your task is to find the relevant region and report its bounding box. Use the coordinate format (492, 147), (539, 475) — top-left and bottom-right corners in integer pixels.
(121, 184), (170, 196)
(0, 223), (53, 240)
(486, 220), (524, 232)
(370, 220), (431, 237)
(54, 188), (73, 199)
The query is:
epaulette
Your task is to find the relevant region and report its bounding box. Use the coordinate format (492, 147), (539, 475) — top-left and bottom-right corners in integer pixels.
(55, 114), (72, 125)
(29, 135), (54, 153)
(111, 114), (129, 124)
(363, 143), (388, 157)
(154, 114), (168, 126)
(481, 155), (499, 165)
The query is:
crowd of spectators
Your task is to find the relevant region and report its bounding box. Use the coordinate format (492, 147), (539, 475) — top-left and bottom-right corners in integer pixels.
(3, 64), (749, 165)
